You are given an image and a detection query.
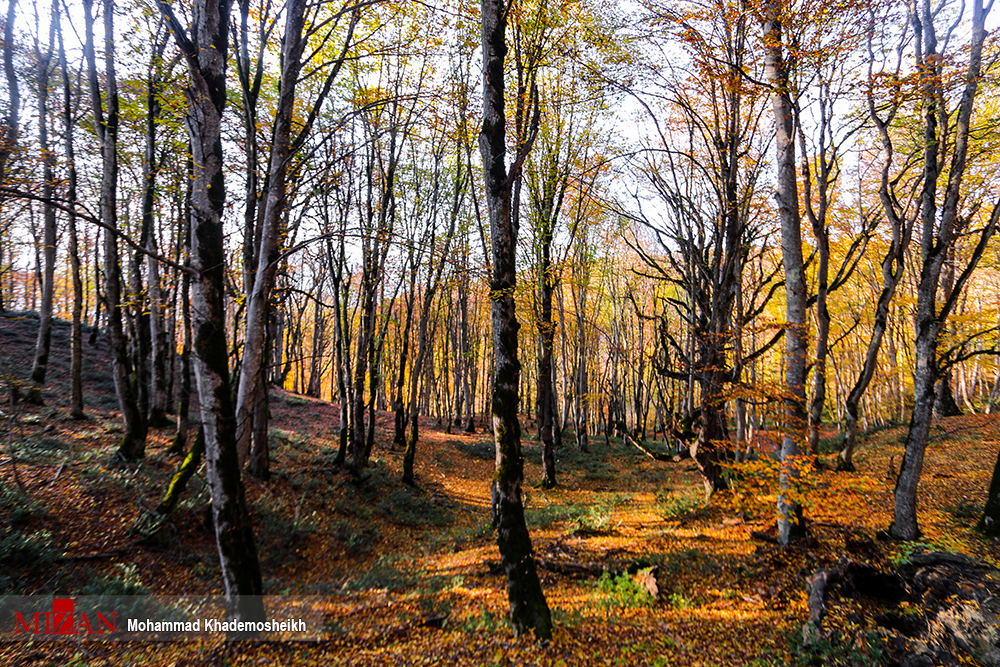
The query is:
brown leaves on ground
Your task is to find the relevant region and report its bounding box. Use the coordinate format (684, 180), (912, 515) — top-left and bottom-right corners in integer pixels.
(1, 314), (998, 665)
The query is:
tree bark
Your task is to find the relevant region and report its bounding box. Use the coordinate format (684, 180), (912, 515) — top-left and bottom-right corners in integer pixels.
(480, 0), (552, 639)
(84, 0), (146, 459)
(159, 0), (264, 624)
(763, 0), (807, 545)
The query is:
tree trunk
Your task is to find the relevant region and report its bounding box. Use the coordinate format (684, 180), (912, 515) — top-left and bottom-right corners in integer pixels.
(157, 427), (205, 517)
(170, 249), (192, 455)
(159, 0), (264, 624)
(234, 0), (308, 467)
(29, 15), (56, 393)
(978, 445), (1000, 536)
(85, 0), (146, 459)
(143, 39), (168, 427)
(763, 0), (806, 546)
(57, 9), (83, 419)
(480, 0), (551, 639)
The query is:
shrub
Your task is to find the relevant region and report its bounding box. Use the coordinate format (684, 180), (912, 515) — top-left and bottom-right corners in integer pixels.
(455, 440), (494, 460)
(945, 499), (981, 526)
(592, 570), (655, 620)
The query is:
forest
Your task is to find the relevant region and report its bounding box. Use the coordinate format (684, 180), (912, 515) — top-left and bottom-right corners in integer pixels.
(0, 0), (999, 663)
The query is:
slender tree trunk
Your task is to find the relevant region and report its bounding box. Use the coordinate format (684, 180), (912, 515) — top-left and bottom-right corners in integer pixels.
(537, 232), (556, 488)
(29, 14), (56, 393)
(85, 0), (146, 459)
(157, 427), (205, 516)
(763, 0), (806, 545)
(248, 329), (270, 479)
(480, 0), (551, 639)
(394, 286), (415, 449)
(234, 0), (308, 466)
(170, 254), (192, 454)
(144, 39), (168, 427)
(58, 10), (83, 419)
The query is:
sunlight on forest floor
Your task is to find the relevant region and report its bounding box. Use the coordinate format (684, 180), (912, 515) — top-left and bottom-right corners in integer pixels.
(0, 315), (998, 665)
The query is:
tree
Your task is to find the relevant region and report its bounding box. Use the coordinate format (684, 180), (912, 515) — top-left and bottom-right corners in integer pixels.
(56, 1), (83, 419)
(628, 0), (779, 493)
(480, 0), (552, 639)
(27, 0), (56, 397)
(158, 0), (265, 624)
(234, 0), (359, 476)
(837, 2), (914, 471)
(84, 0), (146, 459)
(762, 0), (807, 545)
(890, 0), (997, 540)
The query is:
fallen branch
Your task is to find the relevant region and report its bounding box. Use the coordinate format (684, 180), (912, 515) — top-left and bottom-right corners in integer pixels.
(57, 546), (135, 562)
(623, 432), (676, 462)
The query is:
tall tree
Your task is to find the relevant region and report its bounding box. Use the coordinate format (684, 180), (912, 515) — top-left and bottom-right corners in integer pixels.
(480, 0), (552, 639)
(837, 7), (913, 471)
(891, 0), (996, 540)
(158, 0), (265, 623)
(84, 0), (146, 459)
(28, 1), (56, 394)
(56, 1), (83, 419)
(762, 0), (807, 545)
(235, 0), (359, 475)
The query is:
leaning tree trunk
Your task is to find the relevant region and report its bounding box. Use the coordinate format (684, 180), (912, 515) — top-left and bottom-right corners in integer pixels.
(480, 0), (552, 640)
(763, 0), (806, 546)
(234, 0), (308, 467)
(159, 0), (264, 624)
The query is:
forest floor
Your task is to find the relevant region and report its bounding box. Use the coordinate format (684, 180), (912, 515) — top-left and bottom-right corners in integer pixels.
(0, 311), (998, 666)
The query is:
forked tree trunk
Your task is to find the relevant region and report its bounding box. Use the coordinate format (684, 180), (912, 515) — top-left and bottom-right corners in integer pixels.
(892, 0), (993, 541)
(480, 0), (552, 639)
(235, 0), (308, 467)
(838, 43), (913, 471)
(159, 0), (264, 624)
